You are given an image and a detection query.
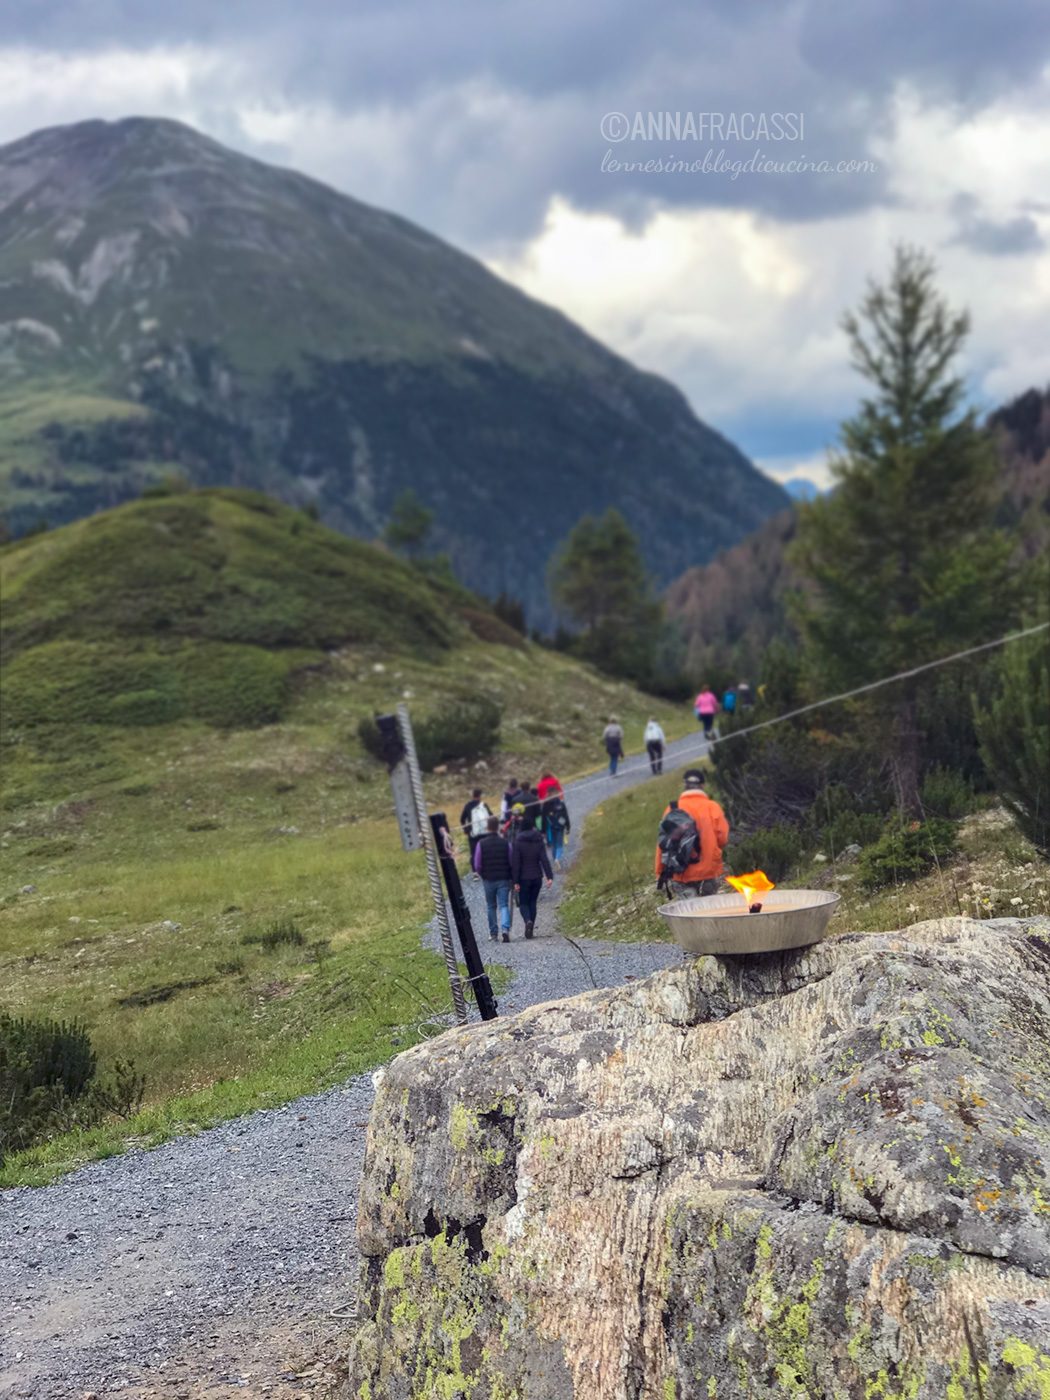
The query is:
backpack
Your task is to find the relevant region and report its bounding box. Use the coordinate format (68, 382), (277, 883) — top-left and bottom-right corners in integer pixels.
(470, 802), (491, 837)
(545, 797), (569, 830)
(657, 804), (700, 888)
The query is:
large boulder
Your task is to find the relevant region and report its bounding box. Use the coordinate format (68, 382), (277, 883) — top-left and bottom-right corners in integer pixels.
(348, 919), (1050, 1398)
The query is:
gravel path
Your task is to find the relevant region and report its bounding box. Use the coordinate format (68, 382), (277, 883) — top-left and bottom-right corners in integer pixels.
(0, 735), (707, 1399)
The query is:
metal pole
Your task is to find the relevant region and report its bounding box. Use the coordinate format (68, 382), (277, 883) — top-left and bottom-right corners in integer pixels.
(431, 812), (498, 1021)
(396, 704), (468, 1025)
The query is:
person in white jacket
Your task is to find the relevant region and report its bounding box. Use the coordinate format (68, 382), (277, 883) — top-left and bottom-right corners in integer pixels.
(644, 718), (666, 775)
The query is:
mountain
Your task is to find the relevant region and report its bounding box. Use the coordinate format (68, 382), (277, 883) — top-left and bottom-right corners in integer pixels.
(664, 507), (799, 680)
(0, 117), (788, 618)
(987, 385), (1050, 559)
(781, 477), (822, 502)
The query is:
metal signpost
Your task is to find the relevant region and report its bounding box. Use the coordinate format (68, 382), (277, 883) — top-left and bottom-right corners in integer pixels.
(374, 706), (497, 1025)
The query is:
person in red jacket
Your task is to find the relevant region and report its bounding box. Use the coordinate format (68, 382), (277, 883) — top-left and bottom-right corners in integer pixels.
(535, 771), (562, 801)
(653, 769), (730, 897)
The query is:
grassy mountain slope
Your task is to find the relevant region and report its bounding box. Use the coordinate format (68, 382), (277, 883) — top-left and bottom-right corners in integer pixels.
(0, 117), (788, 617)
(0, 490), (696, 1181)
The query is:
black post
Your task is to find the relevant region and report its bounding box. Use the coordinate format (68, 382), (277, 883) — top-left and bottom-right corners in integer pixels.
(431, 812), (498, 1021)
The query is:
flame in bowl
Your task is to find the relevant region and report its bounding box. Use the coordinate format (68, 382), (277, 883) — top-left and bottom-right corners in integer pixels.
(725, 870), (775, 909)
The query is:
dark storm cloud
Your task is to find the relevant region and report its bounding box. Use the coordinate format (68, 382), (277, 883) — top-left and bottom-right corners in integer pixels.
(950, 195), (1046, 255)
(5, 0), (1050, 243)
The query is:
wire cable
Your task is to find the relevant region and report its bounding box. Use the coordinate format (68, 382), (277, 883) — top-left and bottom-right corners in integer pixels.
(558, 621), (1049, 800)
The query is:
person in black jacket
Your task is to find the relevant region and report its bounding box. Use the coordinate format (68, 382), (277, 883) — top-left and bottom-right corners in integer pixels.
(518, 782), (544, 831)
(473, 816), (514, 942)
(510, 821), (553, 939)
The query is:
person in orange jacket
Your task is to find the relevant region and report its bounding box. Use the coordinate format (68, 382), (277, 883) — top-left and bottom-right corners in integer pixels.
(654, 768), (729, 897)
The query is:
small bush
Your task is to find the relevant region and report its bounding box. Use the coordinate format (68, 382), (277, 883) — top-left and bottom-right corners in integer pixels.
(357, 715), (387, 763)
(0, 1014), (144, 1163)
(459, 607), (526, 650)
(358, 697), (502, 771)
(729, 824), (806, 883)
(416, 696), (501, 770)
(818, 809), (885, 853)
(920, 765), (974, 820)
(857, 818), (959, 890)
(242, 917), (304, 951)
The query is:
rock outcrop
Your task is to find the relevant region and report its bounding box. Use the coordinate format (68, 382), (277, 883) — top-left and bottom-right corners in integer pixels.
(348, 919), (1050, 1398)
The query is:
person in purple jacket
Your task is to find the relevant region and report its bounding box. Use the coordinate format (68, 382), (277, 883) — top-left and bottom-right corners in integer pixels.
(510, 815), (553, 940)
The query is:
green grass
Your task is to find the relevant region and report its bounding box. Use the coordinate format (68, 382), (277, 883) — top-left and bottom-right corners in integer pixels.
(560, 778), (1050, 945)
(560, 770), (712, 942)
(1, 489), (452, 653)
(0, 818), (448, 1185)
(0, 490), (697, 1183)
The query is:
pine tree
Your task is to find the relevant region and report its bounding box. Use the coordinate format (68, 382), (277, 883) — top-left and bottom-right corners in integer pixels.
(791, 246), (1016, 813)
(384, 489), (433, 558)
(548, 509), (661, 682)
(974, 618), (1050, 855)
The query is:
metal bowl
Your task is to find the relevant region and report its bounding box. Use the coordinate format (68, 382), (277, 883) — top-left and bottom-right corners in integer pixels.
(658, 888), (841, 956)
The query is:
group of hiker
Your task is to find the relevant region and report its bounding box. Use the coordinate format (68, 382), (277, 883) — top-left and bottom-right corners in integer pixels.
(457, 681), (751, 943)
(459, 773), (571, 942)
(599, 683), (755, 776)
(692, 681), (754, 738)
(601, 716), (668, 776)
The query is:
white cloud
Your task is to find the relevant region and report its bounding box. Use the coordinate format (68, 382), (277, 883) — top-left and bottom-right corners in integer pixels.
(488, 79), (1050, 442)
(0, 44), (1047, 464)
(760, 452), (837, 490)
(0, 46), (220, 136)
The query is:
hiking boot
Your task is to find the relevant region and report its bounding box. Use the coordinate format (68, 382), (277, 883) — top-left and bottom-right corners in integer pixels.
(490, 933), (499, 942)
(502, 931), (511, 942)
(524, 920), (534, 939)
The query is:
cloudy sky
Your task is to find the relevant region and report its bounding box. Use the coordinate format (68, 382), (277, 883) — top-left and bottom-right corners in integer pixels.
(4, 1), (1048, 486)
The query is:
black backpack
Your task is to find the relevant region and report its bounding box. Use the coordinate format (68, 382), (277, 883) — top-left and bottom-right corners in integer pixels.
(545, 797), (569, 829)
(657, 803), (700, 889)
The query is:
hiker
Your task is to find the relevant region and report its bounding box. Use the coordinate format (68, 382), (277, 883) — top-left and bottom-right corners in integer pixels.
(500, 776), (522, 820)
(459, 788), (490, 876)
(510, 813), (553, 939)
(722, 684), (737, 716)
(603, 716), (625, 776)
(536, 771), (563, 802)
(542, 790), (571, 869)
(518, 781), (544, 830)
(694, 686), (719, 739)
(474, 815), (514, 942)
(737, 680), (754, 709)
(654, 768), (729, 898)
(643, 717), (666, 775)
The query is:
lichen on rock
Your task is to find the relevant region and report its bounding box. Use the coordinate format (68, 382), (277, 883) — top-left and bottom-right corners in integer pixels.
(348, 918), (1050, 1398)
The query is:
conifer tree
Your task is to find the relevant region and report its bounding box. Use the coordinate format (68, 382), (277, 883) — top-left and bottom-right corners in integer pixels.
(792, 247), (1015, 813)
(384, 488), (433, 558)
(548, 508), (661, 682)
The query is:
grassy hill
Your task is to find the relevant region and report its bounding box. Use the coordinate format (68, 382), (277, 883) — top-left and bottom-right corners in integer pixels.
(0, 117), (787, 619)
(0, 489), (694, 1183)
